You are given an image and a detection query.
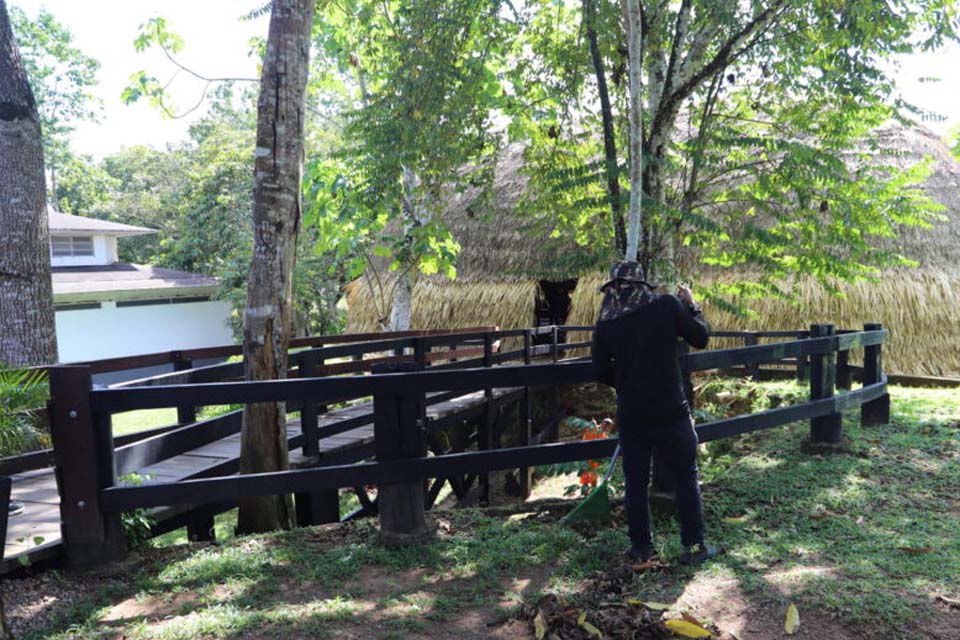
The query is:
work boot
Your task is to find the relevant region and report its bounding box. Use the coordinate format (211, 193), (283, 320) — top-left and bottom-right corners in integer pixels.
(680, 542), (718, 565)
(8, 500), (24, 517)
(624, 544), (654, 563)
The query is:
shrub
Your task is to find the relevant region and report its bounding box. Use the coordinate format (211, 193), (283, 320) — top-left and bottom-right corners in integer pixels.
(0, 366), (49, 457)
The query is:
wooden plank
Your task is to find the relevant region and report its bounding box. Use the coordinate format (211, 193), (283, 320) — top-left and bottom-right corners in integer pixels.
(4, 500), (61, 560)
(10, 474), (59, 505)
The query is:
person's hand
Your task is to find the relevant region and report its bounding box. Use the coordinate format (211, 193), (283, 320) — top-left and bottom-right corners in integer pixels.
(677, 285), (695, 307)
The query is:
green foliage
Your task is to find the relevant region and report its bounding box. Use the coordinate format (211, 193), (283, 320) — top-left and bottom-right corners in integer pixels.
(9, 6), (101, 194)
(0, 367), (49, 458)
(508, 0), (959, 308)
(305, 0), (516, 310)
(116, 473), (157, 550)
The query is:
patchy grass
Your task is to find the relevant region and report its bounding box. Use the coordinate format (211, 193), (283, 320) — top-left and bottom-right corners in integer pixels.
(7, 384), (958, 640)
(111, 409), (180, 436)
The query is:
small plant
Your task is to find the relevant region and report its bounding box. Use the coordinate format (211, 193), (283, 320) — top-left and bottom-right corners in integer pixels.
(539, 417), (621, 497)
(117, 473), (156, 549)
(0, 366), (49, 457)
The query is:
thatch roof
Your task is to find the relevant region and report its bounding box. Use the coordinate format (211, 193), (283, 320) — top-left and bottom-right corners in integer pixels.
(435, 143), (606, 282)
(349, 122), (960, 377)
(866, 123), (960, 269)
(567, 123), (960, 376)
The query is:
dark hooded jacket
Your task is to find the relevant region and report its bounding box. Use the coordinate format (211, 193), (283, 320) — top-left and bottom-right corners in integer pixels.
(592, 292), (709, 426)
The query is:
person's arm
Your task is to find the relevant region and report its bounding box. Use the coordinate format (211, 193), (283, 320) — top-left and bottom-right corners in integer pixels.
(591, 321), (616, 387)
(674, 289), (709, 349)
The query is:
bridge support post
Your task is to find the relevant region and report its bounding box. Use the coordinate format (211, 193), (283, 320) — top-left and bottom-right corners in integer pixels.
(0, 475), (10, 554)
(518, 330), (534, 500)
(809, 324), (842, 444)
(172, 354), (197, 425)
(478, 333), (494, 506)
(299, 352), (320, 457)
(861, 323), (890, 426)
(374, 363), (433, 547)
(48, 366), (126, 568)
(744, 333), (761, 380)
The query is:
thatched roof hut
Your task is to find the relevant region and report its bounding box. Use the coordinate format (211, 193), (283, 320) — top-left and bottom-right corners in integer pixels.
(567, 124), (960, 377)
(345, 144), (607, 334)
(348, 125), (960, 377)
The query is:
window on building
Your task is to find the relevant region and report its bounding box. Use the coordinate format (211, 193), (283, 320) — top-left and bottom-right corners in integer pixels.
(51, 235), (95, 257)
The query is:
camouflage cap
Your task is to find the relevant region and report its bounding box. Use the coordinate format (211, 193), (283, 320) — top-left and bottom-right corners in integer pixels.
(597, 261), (656, 322)
(598, 260), (652, 292)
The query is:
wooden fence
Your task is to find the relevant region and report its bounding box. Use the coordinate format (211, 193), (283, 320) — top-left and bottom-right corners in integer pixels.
(20, 322), (889, 568)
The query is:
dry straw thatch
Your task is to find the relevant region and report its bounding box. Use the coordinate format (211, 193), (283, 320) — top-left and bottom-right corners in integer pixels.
(349, 124), (960, 377)
(345, 144), (598, 336)
(567, 124), (960, 377)
(346, 277), (539, 337)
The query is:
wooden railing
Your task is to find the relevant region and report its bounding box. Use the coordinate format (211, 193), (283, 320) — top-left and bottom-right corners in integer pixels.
(36, 322), (889, 568)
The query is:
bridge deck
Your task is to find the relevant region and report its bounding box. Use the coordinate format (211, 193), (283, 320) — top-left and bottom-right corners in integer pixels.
(3, 387), (518, 572)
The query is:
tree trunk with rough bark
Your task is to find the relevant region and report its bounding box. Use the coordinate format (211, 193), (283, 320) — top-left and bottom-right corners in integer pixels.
(237, 0), (314, 535)
(0, 0), (57, 368)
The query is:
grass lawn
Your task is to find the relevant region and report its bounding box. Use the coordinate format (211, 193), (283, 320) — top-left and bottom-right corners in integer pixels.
(5, 383), (958, 639)
(111, 409), (180, 436)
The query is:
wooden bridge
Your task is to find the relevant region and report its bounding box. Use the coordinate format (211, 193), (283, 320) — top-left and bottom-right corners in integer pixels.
(1, 326), (585, 572)
(1, 322), (890, 573)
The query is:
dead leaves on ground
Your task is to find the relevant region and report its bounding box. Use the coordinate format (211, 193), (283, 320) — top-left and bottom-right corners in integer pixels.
(784, 603), (800, 635)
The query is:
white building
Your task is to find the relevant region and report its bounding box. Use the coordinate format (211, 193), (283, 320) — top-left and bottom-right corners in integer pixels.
(50, 212), (234, 365)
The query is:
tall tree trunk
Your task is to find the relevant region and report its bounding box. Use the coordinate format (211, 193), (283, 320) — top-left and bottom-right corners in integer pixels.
(388, 165), (429, 332)
(388, 268), (413, 331)
(0, 0), (57, 368)
(583, 0), (626, 256)
(622, 0), (643, 262)
(237, 0), (314, 535)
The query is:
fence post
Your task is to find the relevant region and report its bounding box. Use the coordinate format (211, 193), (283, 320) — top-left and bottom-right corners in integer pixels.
(796, 331), (809, 382)
(299, 352), (319, 457)
(809, 324), (842, 444)
(48, 365), (125, 567)
(835, 347), (852, 390)
(373, 362), (433, 547)
(0, 475), (10, 554)
(518, 329), (533, 499)
(861, 322), (890, 426)
(548, 326), (561, 442)
(744, 333), (761, 380)
(172, 353), (197, 425)
(478, 332), (494, 506)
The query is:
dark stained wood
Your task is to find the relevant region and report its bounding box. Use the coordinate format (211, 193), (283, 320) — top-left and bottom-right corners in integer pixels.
(172, 356), (197, 424)
(48, 366), (125, 567)
(0, 476), (9, 556)
(861, 323), (891, 426)
(809, 324), (842, 444)
(373, 362), (432, 547)
(836, 348), (852, 390)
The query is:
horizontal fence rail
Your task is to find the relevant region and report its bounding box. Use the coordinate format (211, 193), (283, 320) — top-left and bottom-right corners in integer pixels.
(89, 329), (888, 413)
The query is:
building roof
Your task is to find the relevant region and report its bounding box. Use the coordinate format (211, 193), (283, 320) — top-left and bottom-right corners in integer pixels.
(52, 263), (219, 303)
(48, 211), (157, 237)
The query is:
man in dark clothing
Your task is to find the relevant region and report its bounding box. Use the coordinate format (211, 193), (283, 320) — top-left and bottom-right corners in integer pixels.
(591, 260), (717, 565)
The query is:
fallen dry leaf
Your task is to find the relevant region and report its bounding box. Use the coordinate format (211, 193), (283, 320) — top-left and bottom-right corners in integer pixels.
(723, 513), (752, 524)
(681, 612), (706, 627)
(664, 619), (712, 638)
(936, 594), (960, 609)
(897, 546), (933, 554)
(785, 603), (800, 635)
(632, 559), (661, 571)
(627, 599), (672, 611)
(534, 610), (548, 639)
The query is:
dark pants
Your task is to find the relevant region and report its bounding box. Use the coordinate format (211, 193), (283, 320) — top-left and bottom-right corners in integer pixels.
(618, 408), (705, 548)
